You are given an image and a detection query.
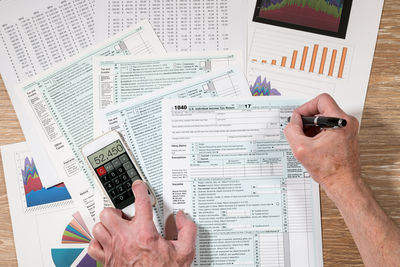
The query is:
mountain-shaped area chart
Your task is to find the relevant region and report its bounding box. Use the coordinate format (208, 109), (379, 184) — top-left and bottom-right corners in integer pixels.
(259, 0), (344, 32)
(250, 76), (281, 96)
(21, 157), (71, 207)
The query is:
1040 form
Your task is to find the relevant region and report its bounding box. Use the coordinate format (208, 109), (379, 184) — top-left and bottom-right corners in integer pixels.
(162, 97), (323, 266)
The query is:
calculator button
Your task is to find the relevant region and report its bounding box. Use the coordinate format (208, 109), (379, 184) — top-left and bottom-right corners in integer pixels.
(104, 163), (114, 172)
(109, 189), (117, 198)
(113, 192), (130, 205)
(96, 166), (107, 177)
(100, 174), (111, 184)
(109, 171), (117, 178)
(116, 185), (125, 194)
(120, 174), (129, 182)
(117, 167), (125, 174)
(123, 162), (133, 171)
(125, 181), (132, 190)
(105, 182), (114, 190)
(127, 169), (137, 179)
(113, 177), (122, 185)
(112, 158), (122, 168)
(119, 154), (129, 164)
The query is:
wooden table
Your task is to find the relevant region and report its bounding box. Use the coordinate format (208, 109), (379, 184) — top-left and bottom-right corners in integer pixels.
(0, 1), (399, 266)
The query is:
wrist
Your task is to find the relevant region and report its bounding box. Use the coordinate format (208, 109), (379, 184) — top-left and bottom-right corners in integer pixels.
(321, 173), (372, 210)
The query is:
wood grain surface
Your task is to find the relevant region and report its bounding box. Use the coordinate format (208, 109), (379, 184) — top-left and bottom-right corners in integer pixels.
(0, 1), (399, 266)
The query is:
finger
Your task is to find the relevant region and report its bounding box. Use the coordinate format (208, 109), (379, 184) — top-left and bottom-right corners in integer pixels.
(99, 208), (124, 234)
(173, 211), (197, 254)
(296, 93), (346, 117)
(88, 239), (105, 264)
(92, 222), (112, 248)
(284, 111), (308, 148)
(132, 180), (153, 221)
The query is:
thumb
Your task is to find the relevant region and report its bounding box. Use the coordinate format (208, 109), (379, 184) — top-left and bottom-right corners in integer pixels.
(172, 211), (197, 255)
(284, 111), (306, 147)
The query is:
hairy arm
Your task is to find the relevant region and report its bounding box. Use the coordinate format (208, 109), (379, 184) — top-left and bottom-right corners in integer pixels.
(284, 94), (400, 267)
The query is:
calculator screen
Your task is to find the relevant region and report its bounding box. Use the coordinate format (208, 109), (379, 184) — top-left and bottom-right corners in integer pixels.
(87, 140), (126, 169)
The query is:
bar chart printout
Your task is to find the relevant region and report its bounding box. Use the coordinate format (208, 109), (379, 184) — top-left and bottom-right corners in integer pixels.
(250, 41), (349, 79)
(163, 98), (323, 266)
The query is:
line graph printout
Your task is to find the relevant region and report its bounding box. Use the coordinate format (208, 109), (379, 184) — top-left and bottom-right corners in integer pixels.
(16, 21), (166, 228)
(94, 0), (247, 55)
(93, 52), (241, 134)
(162, 98), (323, 266)
(0, 0), (95, 188)
(99, 67), (251, 232)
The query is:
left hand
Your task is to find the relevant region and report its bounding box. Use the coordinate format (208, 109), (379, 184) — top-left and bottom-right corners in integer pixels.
(88, 180), (197, 267)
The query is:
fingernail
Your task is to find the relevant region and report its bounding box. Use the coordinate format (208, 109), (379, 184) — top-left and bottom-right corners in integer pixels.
(132, 179), (143, 187)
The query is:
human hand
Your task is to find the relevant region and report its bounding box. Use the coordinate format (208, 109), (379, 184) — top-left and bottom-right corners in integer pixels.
(284, 94), (361, 199)
(88, 180), (197, 267)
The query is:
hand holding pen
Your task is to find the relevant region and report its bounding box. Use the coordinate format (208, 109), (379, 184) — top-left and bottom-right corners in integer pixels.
(288, 116), (347, 128)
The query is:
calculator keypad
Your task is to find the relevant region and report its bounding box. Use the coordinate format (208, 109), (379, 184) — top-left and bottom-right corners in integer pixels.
(95, 152), (141, 209)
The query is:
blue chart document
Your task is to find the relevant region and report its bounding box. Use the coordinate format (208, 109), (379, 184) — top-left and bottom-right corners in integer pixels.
(162, 97), (323, 266)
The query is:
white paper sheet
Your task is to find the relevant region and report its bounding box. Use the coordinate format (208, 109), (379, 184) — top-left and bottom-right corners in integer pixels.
(247, 0), (384, 121)
(15, 21), (166, 229)
(0, 142), (93, 267)
(99, 66), (252, 233)
(0, 0), (95, 188)
(92, 51), (243, 135)
(162, 97), (323, 266)
(93, 0), (247, 59)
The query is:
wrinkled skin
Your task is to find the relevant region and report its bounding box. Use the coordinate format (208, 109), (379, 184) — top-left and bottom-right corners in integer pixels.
(88, 180), (197, 267)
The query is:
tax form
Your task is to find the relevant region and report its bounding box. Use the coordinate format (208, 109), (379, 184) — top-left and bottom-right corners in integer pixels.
(93, 52), (242, 135)
(0, 0), (95, 188)
(15, 21), (166, 229)
(162, 97), (323, 266)
(99, 67), (251, 232)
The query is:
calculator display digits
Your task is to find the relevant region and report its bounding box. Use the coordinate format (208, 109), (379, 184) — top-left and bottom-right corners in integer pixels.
(87, 140), (141, 209)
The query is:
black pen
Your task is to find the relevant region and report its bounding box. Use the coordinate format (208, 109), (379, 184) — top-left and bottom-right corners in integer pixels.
(287, 116), (347, 128)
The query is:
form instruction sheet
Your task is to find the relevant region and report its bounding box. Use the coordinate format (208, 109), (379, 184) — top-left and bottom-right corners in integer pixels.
(94, 0), (247, 55)
(162, 97), (323, 266)
(15, 21), (166, 228)
(99, 67), (251, 233)
(93, 52), (242, 135)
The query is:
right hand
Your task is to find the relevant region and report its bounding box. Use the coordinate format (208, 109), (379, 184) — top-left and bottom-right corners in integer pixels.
(284, 94), (361, 197)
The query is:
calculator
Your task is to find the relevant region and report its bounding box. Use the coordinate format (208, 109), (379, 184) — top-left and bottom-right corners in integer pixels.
(82, 131), (156, 217)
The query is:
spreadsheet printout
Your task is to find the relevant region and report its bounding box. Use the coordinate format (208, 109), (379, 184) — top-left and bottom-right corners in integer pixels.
(99, 67), (252, 232)
(92, 52), (242, 135)
(0, 0), (95, 188)
(94, 0), (247, 55)
(162, 97), (323, 266)
(15, 21), (166, 229)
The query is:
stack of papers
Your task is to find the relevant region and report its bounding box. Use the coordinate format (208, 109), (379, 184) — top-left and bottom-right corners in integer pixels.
(0, 0), (384, 266)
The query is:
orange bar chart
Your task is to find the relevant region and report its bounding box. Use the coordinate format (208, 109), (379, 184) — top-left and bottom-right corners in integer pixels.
(281, 56), (287, 67)
(300, 46), (308, 71)
(309, 44), (319, 73)
(338, 47), (348, 78)
(290, 50), (298, 69)
(319, 47), (328, 74)
(328, 49), (337, 77)
(271, 60), (277, 65)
